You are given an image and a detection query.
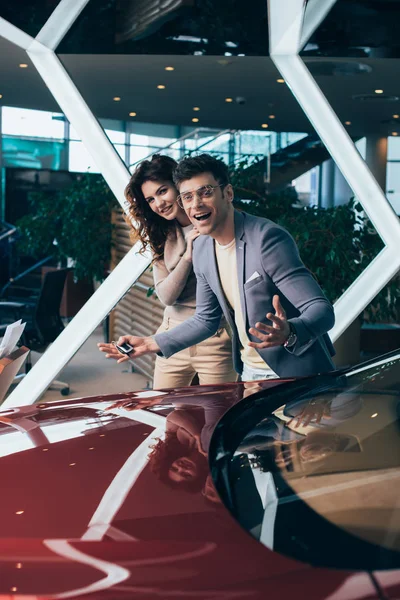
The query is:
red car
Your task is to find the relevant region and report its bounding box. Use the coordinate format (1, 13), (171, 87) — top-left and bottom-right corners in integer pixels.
(0, 349), (398, 599)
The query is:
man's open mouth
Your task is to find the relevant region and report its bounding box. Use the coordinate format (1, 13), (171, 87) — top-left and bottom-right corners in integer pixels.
(193, 212), (211, 222)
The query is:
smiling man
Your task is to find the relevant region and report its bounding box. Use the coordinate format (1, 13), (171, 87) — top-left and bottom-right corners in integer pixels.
(99, 154), (336, 380)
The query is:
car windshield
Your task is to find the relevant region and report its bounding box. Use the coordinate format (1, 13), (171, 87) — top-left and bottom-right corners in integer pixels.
(211, 350), (400, 570)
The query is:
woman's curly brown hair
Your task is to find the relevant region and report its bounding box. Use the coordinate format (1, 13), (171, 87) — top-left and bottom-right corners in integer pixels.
(125, 154), (178, 260)
(148, 432), (208, 493)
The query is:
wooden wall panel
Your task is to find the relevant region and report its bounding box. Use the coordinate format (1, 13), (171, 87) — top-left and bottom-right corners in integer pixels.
(110, 209), (164, 383)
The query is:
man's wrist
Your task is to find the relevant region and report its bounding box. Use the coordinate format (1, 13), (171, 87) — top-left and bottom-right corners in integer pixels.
(283, 323), (297, 348)
(147, 336), (161, 353)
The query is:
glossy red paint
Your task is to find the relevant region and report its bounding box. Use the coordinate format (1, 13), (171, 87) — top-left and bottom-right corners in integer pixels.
(0, 379), (390, 598)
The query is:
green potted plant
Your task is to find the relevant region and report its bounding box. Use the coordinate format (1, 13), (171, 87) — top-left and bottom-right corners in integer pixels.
(16, 173), (115, 315)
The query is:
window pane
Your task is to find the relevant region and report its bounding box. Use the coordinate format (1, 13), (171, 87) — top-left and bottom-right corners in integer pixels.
(2, 107), (65, 139)
(386, 162), (400, 214)
(2, 136), (67, 170)
(106, 129), (126, 144)
(68, 141), (100, 173)
(388, 136), (400, 161)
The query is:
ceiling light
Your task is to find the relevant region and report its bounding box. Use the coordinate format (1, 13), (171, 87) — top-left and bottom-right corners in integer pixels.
(172, 35), (206, 44)
(165, 66), (174, 71)
(277, 78), (285, 83)
(371, 413), (378, 418)
(157, 85), (166, 89)
(261, 123), (269, 128)
(19, 63), (28, 68)
(374, 89), (383, 94)
(345, 121), (351, 125)
(268, 114), (275, 119)
(392, 132), (399, 136)
(224, 52), (233, 57)
(192, 118), (199, 123)
(16, 563), (22, 569)
(113, 96), (121, 101)
(129, 112), (137, 117)
(225, 97), (233, 103)
(0, 94), (2, 99)
(193, 107), (200, 111)
(15, 511), (24, 515)
(393, 114), (399, 119)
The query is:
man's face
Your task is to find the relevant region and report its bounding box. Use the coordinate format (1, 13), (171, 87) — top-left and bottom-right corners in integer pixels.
(178, 172), (233, 238)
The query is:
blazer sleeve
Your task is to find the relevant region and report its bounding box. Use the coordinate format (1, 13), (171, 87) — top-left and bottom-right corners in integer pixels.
(260, 225), (335, 356)
(154, 263), (223, 358)
(153, 257), (193, 306)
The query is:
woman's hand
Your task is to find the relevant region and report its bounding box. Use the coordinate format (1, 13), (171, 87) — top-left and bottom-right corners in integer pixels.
(182, 228), (200, 263)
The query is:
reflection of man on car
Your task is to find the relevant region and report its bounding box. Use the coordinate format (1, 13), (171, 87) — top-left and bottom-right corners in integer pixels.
(238, 390), (364, 468)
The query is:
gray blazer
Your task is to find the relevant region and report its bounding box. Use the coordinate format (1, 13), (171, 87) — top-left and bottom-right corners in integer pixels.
(155, 210), (336, 377)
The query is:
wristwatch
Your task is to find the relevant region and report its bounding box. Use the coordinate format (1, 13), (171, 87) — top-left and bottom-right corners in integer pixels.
(283, 323), (297, 348)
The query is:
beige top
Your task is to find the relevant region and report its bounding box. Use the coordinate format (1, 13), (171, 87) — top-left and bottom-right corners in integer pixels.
(152, 222), (197, 321)
(214, 238), (271, 370)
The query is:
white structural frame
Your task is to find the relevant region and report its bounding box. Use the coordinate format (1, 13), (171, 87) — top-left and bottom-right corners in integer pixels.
(1, 1), (152, 407)
(1, 0), (399, 406)
(268, 0), (400, 342)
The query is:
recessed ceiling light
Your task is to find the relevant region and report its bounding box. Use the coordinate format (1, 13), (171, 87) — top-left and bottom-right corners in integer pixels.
(277, 78), (285, 83)
(129, 112), (137, 117)
(0, 94), (2, 99)
(193, 107), (200, 111)
(19, 63), (28, 68)
(113, 96), (121, 101)
(165, 66), (174, 71)
(192, 117), (199, 123)
(261, 123), (269, 128)
(393, 114), (399, 119)
(345, 121), (351, 125)
(225, 97), (233, 103)
(157, 84), (166, 89)
(392, 132), (399, 136)
(374, 89), (384, 94)
(268, 114), (276, 119)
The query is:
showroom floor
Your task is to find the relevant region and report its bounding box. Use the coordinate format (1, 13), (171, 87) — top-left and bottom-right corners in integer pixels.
(7, 327), (149, 405)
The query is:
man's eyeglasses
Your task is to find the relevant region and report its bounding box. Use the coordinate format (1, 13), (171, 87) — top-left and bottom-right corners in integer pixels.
(177, 184), (225, 208)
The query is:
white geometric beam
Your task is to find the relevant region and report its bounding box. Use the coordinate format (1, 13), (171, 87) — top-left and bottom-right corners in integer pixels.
(273, 54), (400, 247)
(268, 0), (400, 342)
(267, 0), (304, 55)
(1, 2), (152, 407)
(4, 247), (151, 408)
(299, 0), (338, 50)
(36, 0), (90, 51)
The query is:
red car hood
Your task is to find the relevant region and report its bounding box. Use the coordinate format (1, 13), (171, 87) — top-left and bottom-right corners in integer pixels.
(0, 380), (379, 599)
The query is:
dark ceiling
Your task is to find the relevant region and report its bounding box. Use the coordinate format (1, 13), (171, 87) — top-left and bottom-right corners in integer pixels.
(0, 0), (400, 136)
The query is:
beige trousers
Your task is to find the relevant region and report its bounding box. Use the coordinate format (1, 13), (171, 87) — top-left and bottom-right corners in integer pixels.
(153, 316), (237, 389)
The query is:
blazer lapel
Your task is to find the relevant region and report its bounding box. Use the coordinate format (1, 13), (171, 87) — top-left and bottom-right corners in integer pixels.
(234, 210), (248, 327)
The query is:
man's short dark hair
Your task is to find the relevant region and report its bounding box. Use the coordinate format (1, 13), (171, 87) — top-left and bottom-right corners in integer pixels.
(173, 153), (230, 188)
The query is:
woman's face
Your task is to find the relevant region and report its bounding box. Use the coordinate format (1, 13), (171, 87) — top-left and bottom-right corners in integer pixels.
(168, 457), (198, 483)
(142, 179), (184, 222)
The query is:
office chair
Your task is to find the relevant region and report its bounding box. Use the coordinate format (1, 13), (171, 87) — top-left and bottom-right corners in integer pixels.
(0, 268), (70, 395)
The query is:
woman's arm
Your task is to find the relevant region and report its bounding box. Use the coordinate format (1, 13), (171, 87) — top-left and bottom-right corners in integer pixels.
(153, 257), (193, 306)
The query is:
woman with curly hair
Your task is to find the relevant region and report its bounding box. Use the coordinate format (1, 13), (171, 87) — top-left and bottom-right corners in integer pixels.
(124, 154), (235, 389)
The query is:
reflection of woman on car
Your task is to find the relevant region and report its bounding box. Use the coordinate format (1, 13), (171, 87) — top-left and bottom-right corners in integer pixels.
(124, 154), (235, 389)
